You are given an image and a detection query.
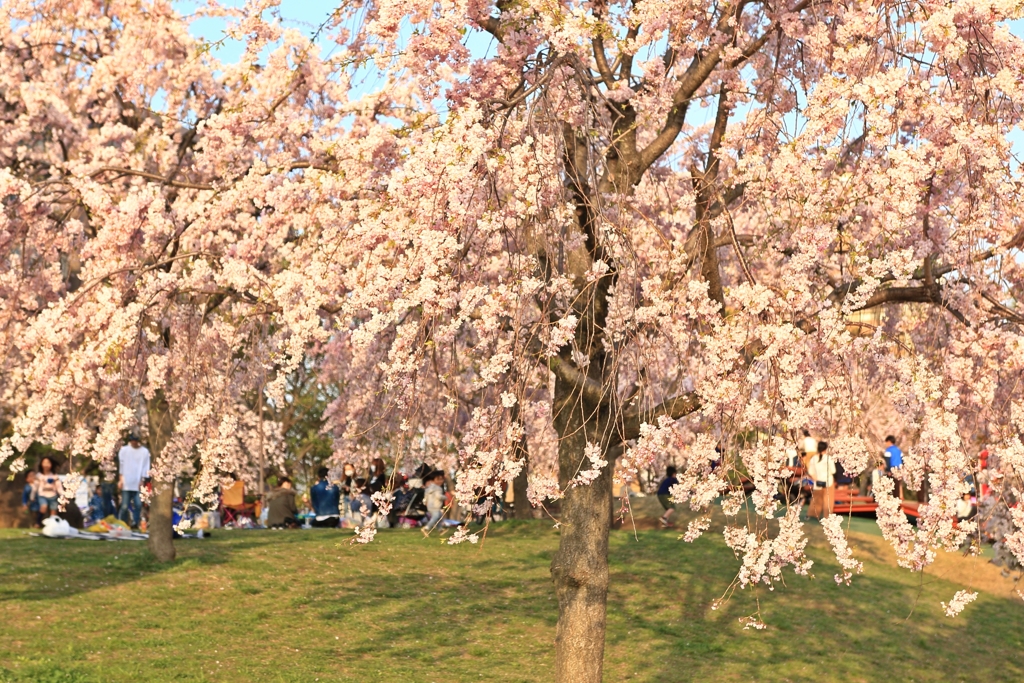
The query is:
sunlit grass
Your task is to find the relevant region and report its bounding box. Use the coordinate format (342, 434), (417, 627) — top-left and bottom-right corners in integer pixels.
(1, 511), (1021, 683)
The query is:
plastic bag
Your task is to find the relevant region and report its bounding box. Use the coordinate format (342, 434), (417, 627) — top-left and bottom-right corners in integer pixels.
(41, 516), (74, 538)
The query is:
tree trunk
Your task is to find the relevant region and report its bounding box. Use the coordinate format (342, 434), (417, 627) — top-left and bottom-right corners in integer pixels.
(146, 391), (176, 562)
(551, 379), (613, 683)
(512, 466), (532, 520)
(147, 483), (175, 562)
(512, 435), (533, 520)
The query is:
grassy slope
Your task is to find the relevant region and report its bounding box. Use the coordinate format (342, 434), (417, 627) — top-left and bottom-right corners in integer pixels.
(1, 512), (1022, 683)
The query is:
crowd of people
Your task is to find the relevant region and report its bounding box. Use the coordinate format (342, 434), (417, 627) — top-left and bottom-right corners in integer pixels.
(17, 428), (513, 535)
(652, 430), (994, 528)
(20, 435), (154, 531)
(18, 429), (1015, 577)
(258, 461), (459, 533)
(782, 431), (913, 518)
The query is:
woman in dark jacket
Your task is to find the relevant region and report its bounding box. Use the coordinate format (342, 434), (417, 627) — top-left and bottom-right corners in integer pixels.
(366, 458), (388, 514)
(367, 458), (387, 494)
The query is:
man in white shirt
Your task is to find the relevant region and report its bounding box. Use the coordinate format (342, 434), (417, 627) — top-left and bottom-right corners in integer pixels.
(118, 434), (151, 529)
(806, 440), (835, 519)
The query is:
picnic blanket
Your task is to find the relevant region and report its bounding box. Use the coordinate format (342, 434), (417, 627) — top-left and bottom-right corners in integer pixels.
(33, 516), (148, 541)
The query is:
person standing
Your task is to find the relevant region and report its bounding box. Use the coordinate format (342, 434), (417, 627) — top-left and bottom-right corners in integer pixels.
(800, 430), (818, 468)
(884, 435), (903, 499)
(657, 466), (679, 528)
(807, 441), (835, 519)
(422, 470), (446, 534)
(33, 456), (64, 521)
(118, 434), (151, 529)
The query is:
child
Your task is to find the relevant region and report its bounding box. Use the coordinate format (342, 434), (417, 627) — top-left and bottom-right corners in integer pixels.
(657, 466), (679, 528)
(347, 478), (373, 527)
(21, 472), (40, 527)
(423, 471), (445, 533)
(870, 461), (887, 494)
(88, 485), (105, 526)
(956, 492), (976, 523)
(34, 456), (64, 520)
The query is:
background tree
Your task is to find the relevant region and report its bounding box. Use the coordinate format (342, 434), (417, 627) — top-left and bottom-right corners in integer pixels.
(273, 358), (337, 488)
(0, 0), (336, 559)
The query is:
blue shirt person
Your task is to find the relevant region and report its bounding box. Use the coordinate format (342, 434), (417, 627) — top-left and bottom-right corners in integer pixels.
(88, 487), (106, 525)
(308, 467), (341, 527)
(884, 435), (903, 471)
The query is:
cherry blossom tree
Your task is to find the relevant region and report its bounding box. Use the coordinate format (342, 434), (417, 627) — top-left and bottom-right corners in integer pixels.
(4, 1), (1024, 681)
(308, 0), (1024, 679)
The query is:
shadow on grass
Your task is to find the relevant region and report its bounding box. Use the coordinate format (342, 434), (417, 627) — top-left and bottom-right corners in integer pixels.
(4, 520), (1023, 683)
(0, 530), (286, 604)
(602, 530), (1024, 683)
(285, 521), (561, 675)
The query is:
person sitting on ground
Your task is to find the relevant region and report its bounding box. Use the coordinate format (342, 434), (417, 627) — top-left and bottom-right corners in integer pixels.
(88, 484), (105, 526)
(657, 466), (679, 528)
(21, 471), (40, 527)
(422, 470), (446, 534)
(266, 476), (300, 529)
(309, 466), (341, 528)
(34, 456), (64, 521)
(956, 492), (976, 523)
(388, 474), (418, 527)
(399, 473), (428, 525)
(367, 458), (387, 503)
(340, 462), (357, 516)
(347, 478), (373, 527)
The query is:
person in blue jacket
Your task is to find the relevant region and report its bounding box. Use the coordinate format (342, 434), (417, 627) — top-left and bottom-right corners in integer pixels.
(884, 435), (904, 498)
(309, 466), (341, 528)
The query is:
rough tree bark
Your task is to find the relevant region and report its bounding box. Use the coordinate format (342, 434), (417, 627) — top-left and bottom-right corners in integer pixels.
(550, 378), (613, 683)
(510, 396), (534, 520)
(511, 446), (532, 520)
(146, 391), (176, 562)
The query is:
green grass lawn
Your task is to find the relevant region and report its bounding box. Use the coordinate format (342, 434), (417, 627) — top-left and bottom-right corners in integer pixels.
(1, 517), (1022, 683)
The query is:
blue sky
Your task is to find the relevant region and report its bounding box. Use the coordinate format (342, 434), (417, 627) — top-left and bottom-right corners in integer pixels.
(175, 1), (1023, 160)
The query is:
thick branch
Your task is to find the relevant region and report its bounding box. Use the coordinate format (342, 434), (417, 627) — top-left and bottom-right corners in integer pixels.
(547, 354), (610, 408)
(853, 285), (969, 326)
(91, 166), (214, 190)
(90, 161), (333, 192)
(714, 233), (756, 249)
(620, 391), (701, 441)
(637, 0), (811, 174)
